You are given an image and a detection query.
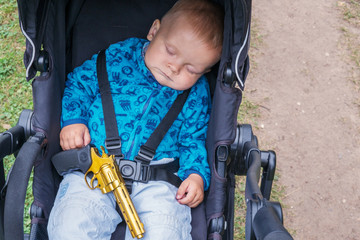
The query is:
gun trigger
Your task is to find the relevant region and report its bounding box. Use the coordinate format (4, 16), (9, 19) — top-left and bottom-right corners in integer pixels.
(85, 171), (96, 189)
(90, 175), (98, 189)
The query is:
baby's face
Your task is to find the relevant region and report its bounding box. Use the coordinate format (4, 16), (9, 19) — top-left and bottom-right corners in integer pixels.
(144, 19), (220, 91)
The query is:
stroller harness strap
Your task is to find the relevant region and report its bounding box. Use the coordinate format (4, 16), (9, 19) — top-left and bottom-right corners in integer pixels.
(97, 49), (124, 159)
(96, 49), (189, 188)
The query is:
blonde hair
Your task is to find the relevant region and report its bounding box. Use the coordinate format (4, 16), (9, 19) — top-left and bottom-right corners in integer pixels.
(162, 0), (224, 50)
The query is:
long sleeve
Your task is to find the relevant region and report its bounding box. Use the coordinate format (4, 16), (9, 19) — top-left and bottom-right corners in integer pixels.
(176, 76), (211, 190)
(61, 55), (99, 128)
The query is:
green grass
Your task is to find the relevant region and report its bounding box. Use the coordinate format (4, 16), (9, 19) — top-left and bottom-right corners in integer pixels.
(234, 176), (247, 239)
(340, 0), (360, 25)
(338, 0), (360, 93)
(238, 96), (260, 127)
(0, 1), (32, 131)
(0, 0), (33, 234)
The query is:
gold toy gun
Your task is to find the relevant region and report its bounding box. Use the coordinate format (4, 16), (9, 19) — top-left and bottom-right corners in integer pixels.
(51, 145), (145, 239)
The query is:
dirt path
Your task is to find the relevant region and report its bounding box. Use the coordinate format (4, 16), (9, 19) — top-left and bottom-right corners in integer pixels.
(244, 0), (360, 239)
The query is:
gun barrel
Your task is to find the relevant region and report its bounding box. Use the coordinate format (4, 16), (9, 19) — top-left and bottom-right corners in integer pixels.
(113, 183), (145, 239)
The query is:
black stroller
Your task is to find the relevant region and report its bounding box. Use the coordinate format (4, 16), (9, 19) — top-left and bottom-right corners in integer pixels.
(0, 0), (293, 239)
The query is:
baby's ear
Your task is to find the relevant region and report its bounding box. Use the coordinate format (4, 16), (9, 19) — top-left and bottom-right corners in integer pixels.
(147, 19), (161, 41)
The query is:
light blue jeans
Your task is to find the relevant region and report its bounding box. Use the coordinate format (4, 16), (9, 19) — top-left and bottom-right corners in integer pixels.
(47, 170), (192, 239)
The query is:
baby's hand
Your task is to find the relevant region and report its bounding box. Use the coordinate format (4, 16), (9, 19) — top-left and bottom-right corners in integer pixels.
(176, 173), (204, 208)
(60, 124), (91, 150)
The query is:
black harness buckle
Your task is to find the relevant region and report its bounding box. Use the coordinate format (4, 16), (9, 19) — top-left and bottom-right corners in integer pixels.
(118, 146), (155, 184)
(119, 160), (151, 183)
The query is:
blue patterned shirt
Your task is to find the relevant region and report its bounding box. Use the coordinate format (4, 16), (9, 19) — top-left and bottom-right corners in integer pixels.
(61, 38), (211, 190)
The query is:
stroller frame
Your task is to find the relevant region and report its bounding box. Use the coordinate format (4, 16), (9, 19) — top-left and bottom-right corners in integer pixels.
(0, 0), (293, 239)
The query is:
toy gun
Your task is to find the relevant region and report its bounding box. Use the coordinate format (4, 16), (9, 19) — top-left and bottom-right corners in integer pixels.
(51, 145), (145, 239)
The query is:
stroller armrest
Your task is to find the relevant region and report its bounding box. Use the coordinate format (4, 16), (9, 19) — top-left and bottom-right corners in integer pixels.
(4, 132), (45, 240)
(0, 109), (33, 159)
(0, 125), (24, 159)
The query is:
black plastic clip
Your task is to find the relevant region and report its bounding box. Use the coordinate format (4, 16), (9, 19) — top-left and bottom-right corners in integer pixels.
(135, 162), (151, 183)
(105, 137), (124, 162)
(132, 146), (155, 183)
(105, 137), (122, 151)
(135, 146), (155, 163)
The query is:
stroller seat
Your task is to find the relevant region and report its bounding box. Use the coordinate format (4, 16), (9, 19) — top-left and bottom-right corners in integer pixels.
(0, 0), (293, 239)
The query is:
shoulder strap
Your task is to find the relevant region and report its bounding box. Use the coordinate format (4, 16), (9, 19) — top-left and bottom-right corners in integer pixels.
(135, 89), (190, 163)
(96, 49), (124, 158)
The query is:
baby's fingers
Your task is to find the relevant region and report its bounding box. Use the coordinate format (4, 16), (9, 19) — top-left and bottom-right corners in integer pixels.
(83, 128), (91, 146)
(73, 133), (86, 148)
(60, 124), (90, 150)
(176, 181), (188, 200)
(177, 191), (196, 206)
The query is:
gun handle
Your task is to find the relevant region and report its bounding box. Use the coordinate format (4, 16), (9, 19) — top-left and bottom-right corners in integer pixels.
(52, 145), (92, 175)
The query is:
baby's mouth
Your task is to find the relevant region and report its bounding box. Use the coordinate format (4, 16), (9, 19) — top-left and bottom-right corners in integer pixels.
(158, 69), (173, 82)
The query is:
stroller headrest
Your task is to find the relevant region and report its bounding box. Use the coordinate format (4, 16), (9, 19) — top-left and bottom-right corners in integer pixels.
(70, 0), (177, 71)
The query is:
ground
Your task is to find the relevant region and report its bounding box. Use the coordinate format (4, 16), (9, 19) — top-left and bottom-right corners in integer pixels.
(244, 0), (360, 239)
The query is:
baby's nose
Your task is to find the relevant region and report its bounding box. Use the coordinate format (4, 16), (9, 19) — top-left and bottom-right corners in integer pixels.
(168, 63), (180, 75)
